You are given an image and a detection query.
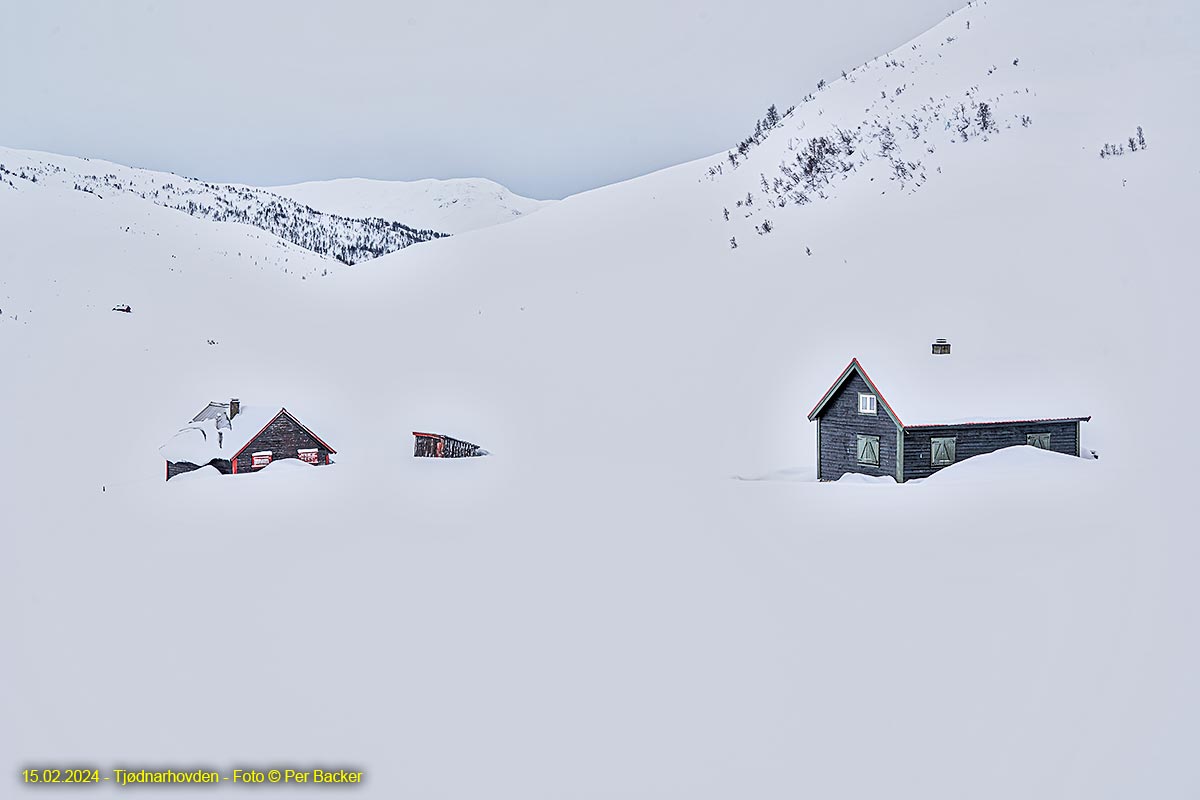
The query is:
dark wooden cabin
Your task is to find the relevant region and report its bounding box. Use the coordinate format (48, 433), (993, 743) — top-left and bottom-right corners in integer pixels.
(413, 431), (484, 458)
(161, 399), (336, 480)
(807, 350), (1090, 482)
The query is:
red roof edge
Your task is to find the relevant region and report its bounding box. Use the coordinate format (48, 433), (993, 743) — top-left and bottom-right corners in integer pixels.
(282, 409), (337, 454)
(904, 415), (1092, 429)
(413, 432), (445, 440)
(807, 358), (906, 428)
(231, 409), (337, 460)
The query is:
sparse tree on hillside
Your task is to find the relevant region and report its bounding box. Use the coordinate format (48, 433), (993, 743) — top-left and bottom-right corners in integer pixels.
(729, 236), (738, 249)
(954, 104), (972, 141)
(1137, 126), (1146, 148)
(977, 102), (994, 132)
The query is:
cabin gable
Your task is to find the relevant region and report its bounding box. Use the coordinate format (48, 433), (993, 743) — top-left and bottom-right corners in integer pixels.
(232, 412), (332, 474)
(814, 371), (901, 481)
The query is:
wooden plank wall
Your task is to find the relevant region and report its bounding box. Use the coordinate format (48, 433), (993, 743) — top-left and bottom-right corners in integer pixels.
(902, 419), (1080, 480)
(816, 372), (901, 481)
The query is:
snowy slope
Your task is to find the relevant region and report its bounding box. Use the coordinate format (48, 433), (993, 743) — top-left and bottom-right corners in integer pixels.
(0, 147), (446, 266)
(3, 0), (1200, 798)
(268, 176), (553, 234)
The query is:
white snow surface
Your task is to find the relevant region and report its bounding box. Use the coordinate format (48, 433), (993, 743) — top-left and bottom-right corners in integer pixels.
(268, 176), (553, 234)
(3, 0), (1200, 798)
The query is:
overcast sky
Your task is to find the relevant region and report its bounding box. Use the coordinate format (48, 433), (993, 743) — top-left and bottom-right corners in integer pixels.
(2, 1), (957, 199)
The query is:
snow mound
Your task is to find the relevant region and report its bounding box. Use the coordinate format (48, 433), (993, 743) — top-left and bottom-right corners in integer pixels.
(164, 464), (222, 483)
(835, 472), (897, 485)
(253, 457), (316, 473)
(917, 444), (1093, 485)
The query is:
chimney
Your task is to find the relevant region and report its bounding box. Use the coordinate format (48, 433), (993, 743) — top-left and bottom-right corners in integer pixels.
(931, 338), (951, 355)
(229, 398), (240, 420)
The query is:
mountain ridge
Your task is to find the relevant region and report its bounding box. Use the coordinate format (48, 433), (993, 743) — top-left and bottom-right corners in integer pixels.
(267, 176), (553, 235)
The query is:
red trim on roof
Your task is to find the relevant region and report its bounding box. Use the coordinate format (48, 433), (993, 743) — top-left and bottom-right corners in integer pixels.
(853, 359), (906, 428)
(231, 409), (337, 461)
(806, 362), (854, 420)
(281, 408), (337, 455)
(412, 432), (445, 440)
(807, 358), (906, 428)
(904, 416), (1092, 429)
(231, 411), (285, 461)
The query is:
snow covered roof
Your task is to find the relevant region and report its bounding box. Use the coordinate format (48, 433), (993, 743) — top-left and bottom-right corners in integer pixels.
(191, 402), (231, 425)
(159, 403), (334, 465)
(808, 347), (1092, 429)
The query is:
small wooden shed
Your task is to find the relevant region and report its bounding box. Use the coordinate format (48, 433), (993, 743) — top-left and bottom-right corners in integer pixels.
(413, 432), (484, 458)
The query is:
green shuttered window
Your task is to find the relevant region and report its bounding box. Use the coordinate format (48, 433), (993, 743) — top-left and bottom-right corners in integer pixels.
(1027, 433), (1051, 450)
(931, 437), (956, 467)
(857, 434), (880, 466)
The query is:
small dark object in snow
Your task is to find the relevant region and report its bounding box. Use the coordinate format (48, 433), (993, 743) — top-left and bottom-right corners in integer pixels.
(112, 304), (132, 313)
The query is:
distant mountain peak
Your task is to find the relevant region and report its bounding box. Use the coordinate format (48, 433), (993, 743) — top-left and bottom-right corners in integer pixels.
(267, 176), (553, 235)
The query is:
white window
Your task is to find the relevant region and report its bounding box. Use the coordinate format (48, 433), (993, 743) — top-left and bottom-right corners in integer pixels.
(251, 451), (272, 469)
(857, 435), (880, 466)
(931, 437), (956, 467)
(298, 448), (319, 465)
(858, 393), (877, 414)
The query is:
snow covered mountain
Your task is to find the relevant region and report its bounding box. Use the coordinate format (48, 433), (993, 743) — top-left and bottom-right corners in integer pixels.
(268, 176), (553, 234)
(0, 147), (446, 266)
(3, 1), (1199, 798)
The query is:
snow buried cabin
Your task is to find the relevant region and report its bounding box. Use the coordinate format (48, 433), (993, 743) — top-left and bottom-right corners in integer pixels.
(160, 399), (336, 480)
(413, 431), (485, 458)
(808, 346), (1091, 482)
